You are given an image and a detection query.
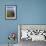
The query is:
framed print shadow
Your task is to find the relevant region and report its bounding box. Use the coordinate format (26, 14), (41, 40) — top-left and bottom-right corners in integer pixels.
(5, 5), (16, 20)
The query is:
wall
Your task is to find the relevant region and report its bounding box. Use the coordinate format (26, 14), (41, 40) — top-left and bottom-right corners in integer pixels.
(0, 0), (46, 44)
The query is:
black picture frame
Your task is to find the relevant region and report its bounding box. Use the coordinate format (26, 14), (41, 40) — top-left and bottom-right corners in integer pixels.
(5, 5), (17, 20)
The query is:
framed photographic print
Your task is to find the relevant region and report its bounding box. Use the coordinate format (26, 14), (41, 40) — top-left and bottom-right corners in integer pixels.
(5, 5), (16, 20)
